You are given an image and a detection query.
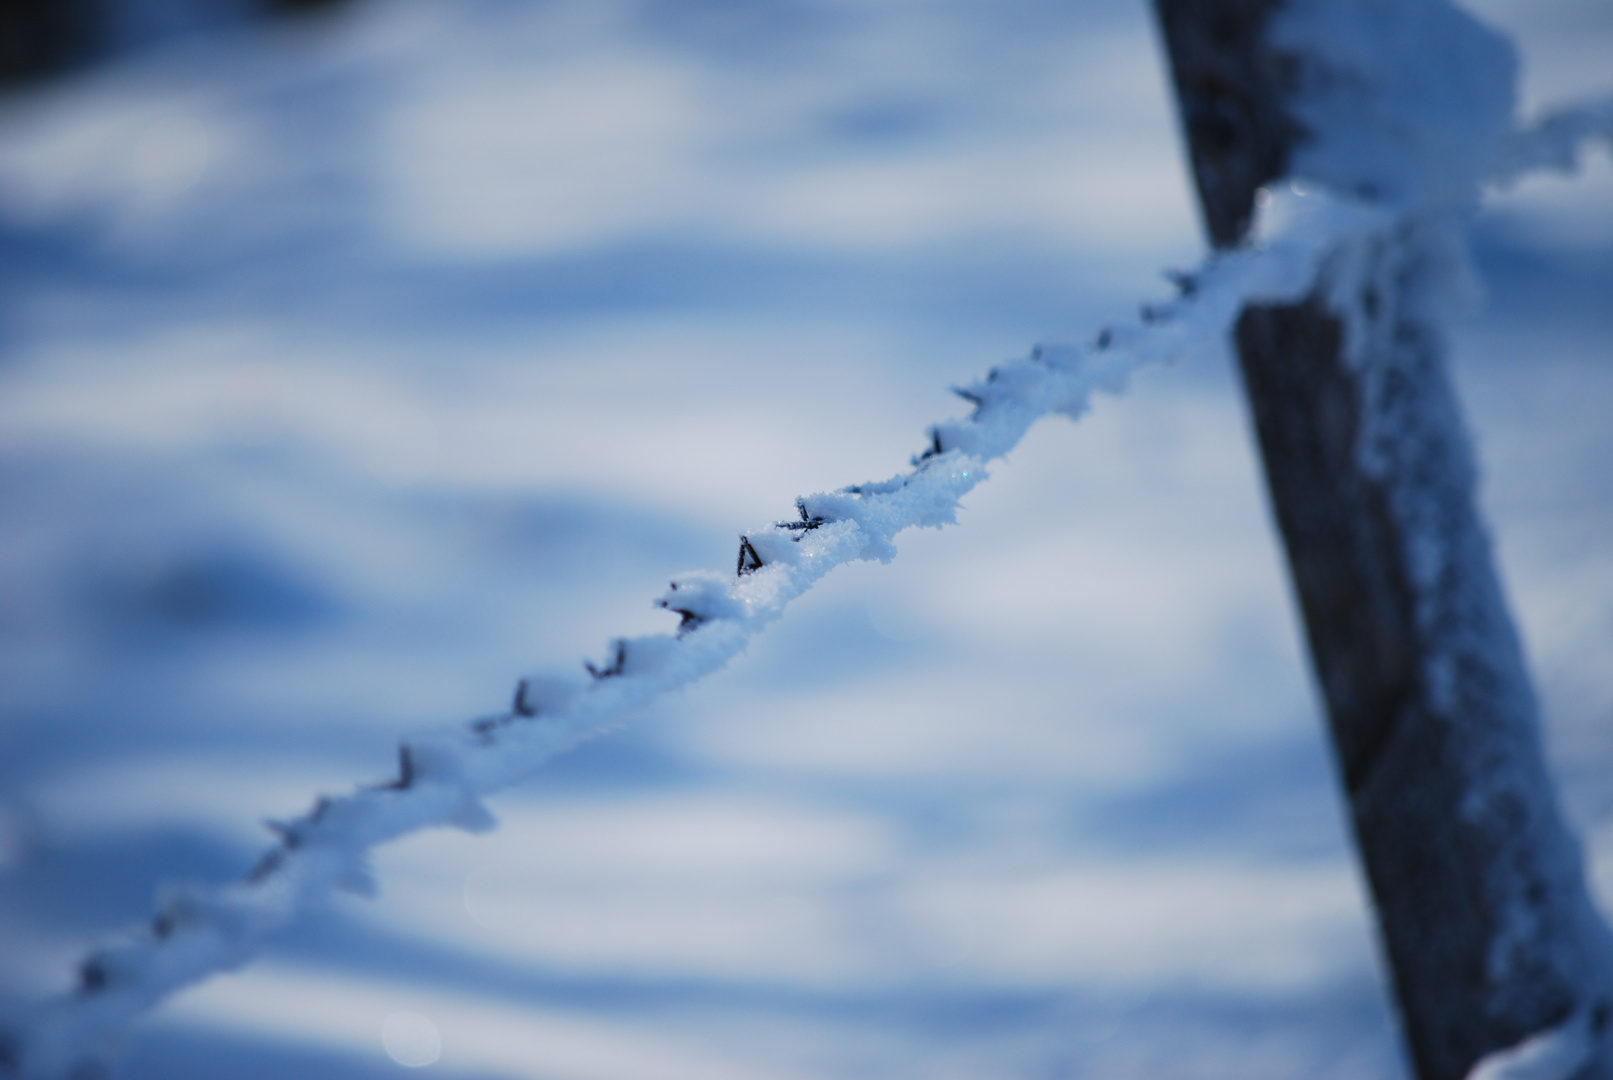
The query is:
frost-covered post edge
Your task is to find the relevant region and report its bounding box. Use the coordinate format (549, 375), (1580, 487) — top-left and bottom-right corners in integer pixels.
(0, 191), (1370, 1079)
(1150, 2), (1613, 1079)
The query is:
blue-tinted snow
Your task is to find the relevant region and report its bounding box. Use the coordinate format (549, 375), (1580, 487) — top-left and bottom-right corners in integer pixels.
(1, 0), (1610, 1077)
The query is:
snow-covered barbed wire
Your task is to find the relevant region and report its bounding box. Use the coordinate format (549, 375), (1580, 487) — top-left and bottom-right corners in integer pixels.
(0, 182), (1370, 1080)
(4, 98), (1611, 1077)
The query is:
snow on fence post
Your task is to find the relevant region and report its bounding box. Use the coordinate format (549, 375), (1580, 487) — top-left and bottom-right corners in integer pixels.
(1150, 1), (1613, 1078)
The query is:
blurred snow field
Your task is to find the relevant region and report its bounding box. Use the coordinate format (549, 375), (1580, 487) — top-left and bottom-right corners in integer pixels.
(1, 0), (1611, 1078)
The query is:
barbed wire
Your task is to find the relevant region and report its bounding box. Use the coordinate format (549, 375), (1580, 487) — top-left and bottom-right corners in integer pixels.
(4, 106), (1606, 1074)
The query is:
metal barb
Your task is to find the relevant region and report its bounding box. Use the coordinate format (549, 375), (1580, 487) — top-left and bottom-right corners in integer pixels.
(246, 848), (284, 884)
(776, 499), (827, 536)
(585, 641), (628, 679)
(667, 606), (706, 631)
(263, 820), (299, 848)
(912, 430), (944, 466)
(372, 745), (416, 791)
(737, 536), (764, 576)
(396, 745), (416, 789)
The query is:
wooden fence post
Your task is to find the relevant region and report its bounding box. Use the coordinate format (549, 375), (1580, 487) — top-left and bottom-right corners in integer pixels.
(1149, 2), (1613, 1078)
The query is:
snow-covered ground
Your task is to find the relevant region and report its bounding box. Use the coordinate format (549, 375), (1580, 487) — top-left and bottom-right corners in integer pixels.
(1, 0), (1610, 1077)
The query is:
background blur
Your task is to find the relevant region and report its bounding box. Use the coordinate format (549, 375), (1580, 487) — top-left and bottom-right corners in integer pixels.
(1, 1), (1611, 1077)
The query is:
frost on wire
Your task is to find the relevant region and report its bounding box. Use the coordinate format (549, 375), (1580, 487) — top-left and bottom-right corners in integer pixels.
(7, 41), (1613, 1080)
(2, 183), (1377, 1080)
